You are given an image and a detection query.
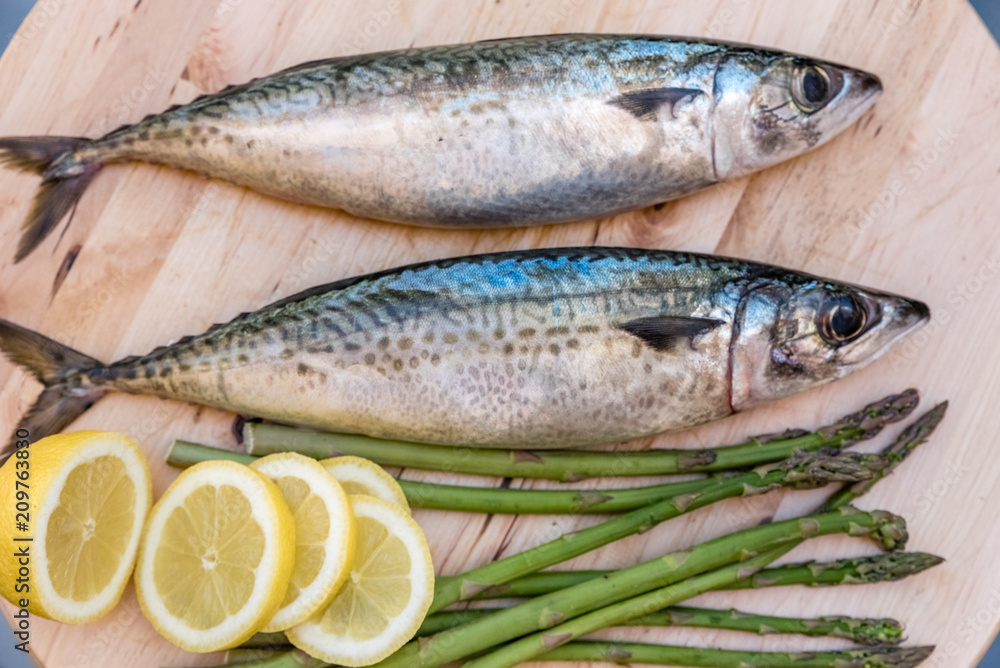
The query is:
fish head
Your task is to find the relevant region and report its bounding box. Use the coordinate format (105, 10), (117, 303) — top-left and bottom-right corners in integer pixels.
(711, 51), (882, 179)
(729, 277), (928, 410)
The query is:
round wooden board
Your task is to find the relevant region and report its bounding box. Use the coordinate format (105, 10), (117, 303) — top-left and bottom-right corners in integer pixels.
(1, 1), (999, 666)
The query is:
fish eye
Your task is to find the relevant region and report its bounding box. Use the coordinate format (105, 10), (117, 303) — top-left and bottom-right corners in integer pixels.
(818, 293), (868, 345)
(791, 63), (843, 113)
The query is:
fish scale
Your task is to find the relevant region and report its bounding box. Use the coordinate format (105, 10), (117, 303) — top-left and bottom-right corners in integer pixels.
(0, 248), (928, 455)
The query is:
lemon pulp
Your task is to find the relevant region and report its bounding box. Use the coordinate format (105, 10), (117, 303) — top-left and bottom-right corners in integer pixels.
(152, 484), (265, 629)
(46, 455), (137, 601)
(275, 475), (330, 607)
(321, 515), (412, 639)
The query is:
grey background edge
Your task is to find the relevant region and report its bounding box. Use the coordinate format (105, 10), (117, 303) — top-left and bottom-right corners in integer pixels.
(0, 1), (997, 667)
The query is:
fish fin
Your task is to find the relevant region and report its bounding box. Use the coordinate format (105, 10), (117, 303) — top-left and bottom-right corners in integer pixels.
(617, 315), (724, 352)
(0, 136), (101, 263)
(0, 319), (106, 462)
(608, 87), (704, 121)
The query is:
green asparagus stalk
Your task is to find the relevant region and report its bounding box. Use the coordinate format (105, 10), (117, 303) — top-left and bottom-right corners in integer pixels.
(167, 442), (885, 514)
(473, 551), (943, 599)
(237, 632), (292, 649)
(422, 606), (902, 644)
(213, 649), (321, 668)
(429, 452), (888, 610)
(728, 552), (946, 589)
(821, 401), (947, 511)
(362, 507), (906, 668)
(535, 641), (935, 667)
(220, 649), (310, 666)
(168, 442), (258, 467)
(168, 440), (718, 512)
(222, 642), (932, 668)
(240, 390), (917, 481)
(238, 605), (902, 648)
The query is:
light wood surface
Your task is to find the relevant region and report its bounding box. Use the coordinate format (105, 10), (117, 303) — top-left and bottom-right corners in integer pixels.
(1, 1), (999, 666)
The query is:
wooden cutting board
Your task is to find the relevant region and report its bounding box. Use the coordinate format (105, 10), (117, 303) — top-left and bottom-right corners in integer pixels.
(1, 1), (999, 666)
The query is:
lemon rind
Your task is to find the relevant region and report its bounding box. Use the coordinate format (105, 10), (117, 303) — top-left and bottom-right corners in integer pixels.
(135, 460), (291, 652)
(321, 456), (410, 511)
(33, 432), (151, 624)
(286, 495), (434, 667)
(251, 453), (356, 632)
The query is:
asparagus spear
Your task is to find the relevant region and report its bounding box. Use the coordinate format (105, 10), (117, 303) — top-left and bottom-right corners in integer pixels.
(473, 551), (943, 599)
(729, 552), (946, 589)
(237, 632), (292, 649)
(220, 649), (317, 666)
(535, 641), (935, 667)
(168, 440), (717, 512)
(418, 606), (903, 645)
(821, 401), (947, 511)
(239, 605), (902, 648)
(240, 390), (917, 481)
(362, 507), (906, 668)
(168, 441), (886, 514)
(222, 642), (931, 668)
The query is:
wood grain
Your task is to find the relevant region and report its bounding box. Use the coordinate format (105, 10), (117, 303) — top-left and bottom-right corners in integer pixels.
(1, 1), (999, 667)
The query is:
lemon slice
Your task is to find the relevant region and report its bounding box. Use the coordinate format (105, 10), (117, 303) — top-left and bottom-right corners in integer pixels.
(249, 453), (356, 632)
(0, 430), (151, 624)
(134, 460), (295, 652)
(286, 495), (434, 666)
(320, 456), (409, 511)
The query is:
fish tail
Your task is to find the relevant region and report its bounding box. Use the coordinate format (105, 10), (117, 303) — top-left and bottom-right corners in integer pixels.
(0, 136), (102, 263)
(0, 318), (107, 463)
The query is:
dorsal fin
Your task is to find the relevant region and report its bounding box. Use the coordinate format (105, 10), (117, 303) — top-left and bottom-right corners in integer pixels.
(617, 315), (724, 352)
(608, 87), (704, 121)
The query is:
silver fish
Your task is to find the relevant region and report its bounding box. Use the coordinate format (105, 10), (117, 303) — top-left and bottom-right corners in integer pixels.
(0, 247), (926, 457)
(0, 34), (881, 262)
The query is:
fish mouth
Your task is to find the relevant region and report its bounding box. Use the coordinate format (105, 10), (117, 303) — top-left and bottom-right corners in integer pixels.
(842, 295), (930, 370)
(830, 65), (883, 122)
(883, 296), (930, 349)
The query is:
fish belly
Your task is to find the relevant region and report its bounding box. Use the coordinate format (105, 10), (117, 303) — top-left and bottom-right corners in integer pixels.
(148, 308), (733, 448)
(111, 76), (716, 226)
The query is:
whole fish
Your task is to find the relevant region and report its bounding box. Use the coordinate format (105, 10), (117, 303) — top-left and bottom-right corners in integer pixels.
(0, 34), (881, 262)
(0, 247), (925, 457)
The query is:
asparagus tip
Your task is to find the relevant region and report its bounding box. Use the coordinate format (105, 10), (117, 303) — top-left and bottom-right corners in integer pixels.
(816, 616), (904, 646)
(889, 644), (936, 668)
(867, 509), (909, 551)
(887, 401), (949, 461)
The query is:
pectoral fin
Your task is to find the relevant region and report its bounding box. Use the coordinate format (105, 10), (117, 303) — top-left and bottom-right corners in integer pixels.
(608, 87), (704, 121)
(617, 315), (724, 352)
